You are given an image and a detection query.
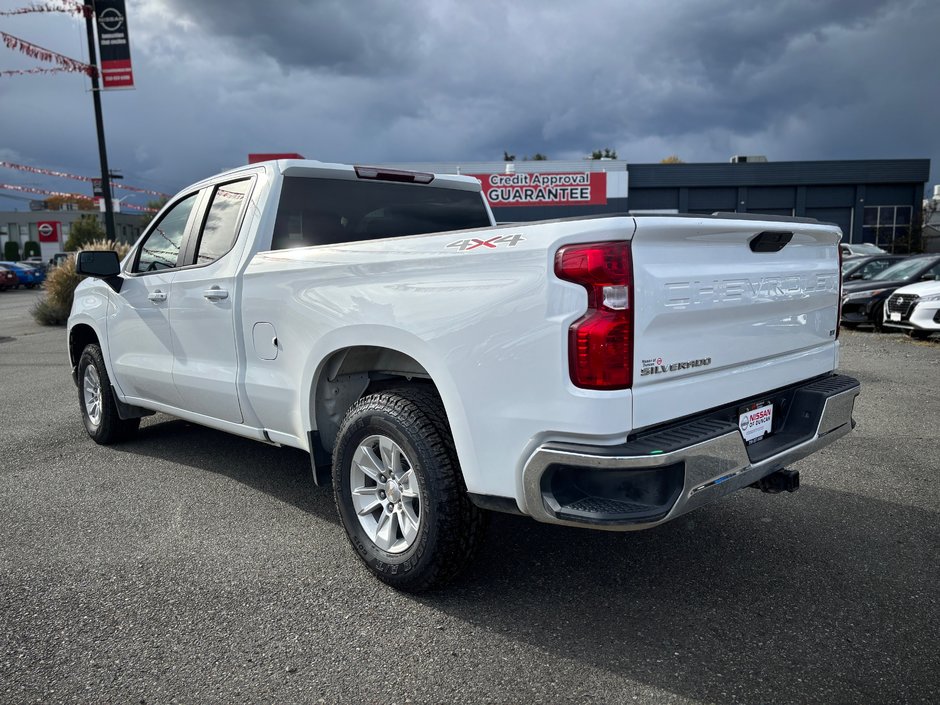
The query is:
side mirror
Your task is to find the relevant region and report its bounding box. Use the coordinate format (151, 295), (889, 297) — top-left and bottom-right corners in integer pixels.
(847, 273), (863, 281)
(76, 251), (122, 291)
(76, 251), (120, 277)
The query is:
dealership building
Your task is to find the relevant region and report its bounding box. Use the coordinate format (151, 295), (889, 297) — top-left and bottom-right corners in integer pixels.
(383, 157), (931, 251)
(0, 209), (146, 261)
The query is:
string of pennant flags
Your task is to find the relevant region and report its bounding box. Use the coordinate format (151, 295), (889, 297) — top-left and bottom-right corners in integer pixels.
(0, 1), (87, 18)
(0, 66), (80, 77)
(0, 161), (170, 197)
(0, 31), (94, 77)
(1, 1), (134, 89)
(1, 0), (146, 236)
(0, 182), (157, 212)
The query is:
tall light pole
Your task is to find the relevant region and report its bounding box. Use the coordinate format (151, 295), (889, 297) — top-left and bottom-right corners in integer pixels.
(82, 0), (116, 241)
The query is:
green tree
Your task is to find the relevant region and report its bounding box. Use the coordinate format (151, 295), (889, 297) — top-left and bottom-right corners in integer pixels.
(590, 148), (618, 160)
(4, 241), (20, 261)
(64, 215), (105, 251)
(23, 241), (41, 258)
(503, 151), (516, 162)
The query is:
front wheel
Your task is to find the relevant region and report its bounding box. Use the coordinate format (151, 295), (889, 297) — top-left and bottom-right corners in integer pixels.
(871, 303), (886, 332)
(332, 387), (486, 592)
(908, 329), (931, 340)
(77, 344), (140, 444)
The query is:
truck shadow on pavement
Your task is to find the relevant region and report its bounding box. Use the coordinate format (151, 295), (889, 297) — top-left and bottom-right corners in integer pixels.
(437, 495), (938, 704)
(120, 416), (938, 704)
(123, 416), (339, 523)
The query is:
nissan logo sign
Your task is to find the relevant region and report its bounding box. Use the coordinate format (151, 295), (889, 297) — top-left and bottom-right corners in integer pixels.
(38, 223), (53, 237)
(98, 7), (124, 33)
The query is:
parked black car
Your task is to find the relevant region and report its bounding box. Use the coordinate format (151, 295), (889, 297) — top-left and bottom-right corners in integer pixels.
(841, 255), (940, 330)
(842, 254), (907, 283)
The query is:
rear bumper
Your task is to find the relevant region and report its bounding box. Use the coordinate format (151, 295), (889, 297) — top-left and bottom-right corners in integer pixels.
(521, 374), (860, 531)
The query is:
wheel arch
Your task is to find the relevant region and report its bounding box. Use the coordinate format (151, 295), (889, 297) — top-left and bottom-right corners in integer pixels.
(68, 323), (101, 385)
(311, 345), (440, 456)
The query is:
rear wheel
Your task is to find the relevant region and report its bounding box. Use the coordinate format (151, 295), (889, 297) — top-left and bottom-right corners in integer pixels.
(332, 387), (486, 592)
(78, 345), (140, 444)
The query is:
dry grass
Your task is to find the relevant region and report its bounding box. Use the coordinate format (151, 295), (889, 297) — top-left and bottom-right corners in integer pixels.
(32, 240), (131, 326)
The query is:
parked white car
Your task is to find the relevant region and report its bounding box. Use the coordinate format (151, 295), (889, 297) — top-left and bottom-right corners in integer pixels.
(883, 280), (940, 339)
(840, 242), (887, 258)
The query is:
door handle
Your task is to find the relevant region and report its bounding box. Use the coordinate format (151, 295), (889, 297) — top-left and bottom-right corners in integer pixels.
(148, 290), (167, 303)
(203, 286), (229, 301)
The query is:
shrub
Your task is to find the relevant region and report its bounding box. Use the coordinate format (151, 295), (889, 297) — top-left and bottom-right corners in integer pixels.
(4, 240), (20, 261)
(32, 239), (131, 327)
(23, 240), (41, 258)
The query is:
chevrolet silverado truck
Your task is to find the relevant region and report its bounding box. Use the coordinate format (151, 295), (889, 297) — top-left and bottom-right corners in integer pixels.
(68, 160), (860, 591)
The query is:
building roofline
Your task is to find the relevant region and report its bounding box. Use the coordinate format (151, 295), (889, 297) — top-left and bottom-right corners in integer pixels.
(626, 159), (930, 187)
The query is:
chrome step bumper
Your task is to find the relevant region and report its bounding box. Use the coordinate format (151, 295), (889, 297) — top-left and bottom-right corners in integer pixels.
(521, 374), (860, 531)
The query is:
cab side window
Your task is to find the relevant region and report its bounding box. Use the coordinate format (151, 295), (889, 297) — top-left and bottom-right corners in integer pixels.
(194, 179), (252, 265)
(133, 194), (198, 273)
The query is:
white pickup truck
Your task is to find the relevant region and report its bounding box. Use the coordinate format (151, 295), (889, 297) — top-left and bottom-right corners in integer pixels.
(68, 160), (860, 591)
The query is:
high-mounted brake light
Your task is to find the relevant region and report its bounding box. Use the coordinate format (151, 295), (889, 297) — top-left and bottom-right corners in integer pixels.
(354, 166), (435, 184)
(555, 241), (633, 390)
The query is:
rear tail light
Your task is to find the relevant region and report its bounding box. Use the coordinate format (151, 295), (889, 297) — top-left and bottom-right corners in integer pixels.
(554, 241), (633, 390)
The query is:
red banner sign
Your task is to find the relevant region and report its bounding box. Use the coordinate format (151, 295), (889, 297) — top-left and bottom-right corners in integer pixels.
(471, 172), (607, 208)
(37, 220), (60, 243)
(95, 0), (134, 89)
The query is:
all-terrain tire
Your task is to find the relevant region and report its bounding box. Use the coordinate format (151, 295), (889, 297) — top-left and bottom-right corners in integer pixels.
(77, 344), (140, 445)
(332, 386), (486, 592)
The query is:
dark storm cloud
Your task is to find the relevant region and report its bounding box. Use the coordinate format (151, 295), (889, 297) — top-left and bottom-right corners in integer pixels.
(159, 0), (423, 75)
(1, 0), (937, 208)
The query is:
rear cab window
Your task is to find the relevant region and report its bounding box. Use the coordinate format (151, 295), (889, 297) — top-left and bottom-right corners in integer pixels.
(271, 177), (491, 250)
(191, 178), (253, 266)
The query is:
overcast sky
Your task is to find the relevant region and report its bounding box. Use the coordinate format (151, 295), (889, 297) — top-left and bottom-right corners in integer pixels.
(1, 0), (937, 210)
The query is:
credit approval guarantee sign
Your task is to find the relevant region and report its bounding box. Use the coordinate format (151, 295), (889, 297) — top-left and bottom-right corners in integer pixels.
(470, 172), (607, 208)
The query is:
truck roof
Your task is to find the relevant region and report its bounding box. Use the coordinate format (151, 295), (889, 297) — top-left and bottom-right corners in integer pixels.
(197, 159), (484, 193)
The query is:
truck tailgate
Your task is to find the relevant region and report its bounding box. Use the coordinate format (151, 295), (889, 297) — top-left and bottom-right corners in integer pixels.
(630, 216), (841, 430)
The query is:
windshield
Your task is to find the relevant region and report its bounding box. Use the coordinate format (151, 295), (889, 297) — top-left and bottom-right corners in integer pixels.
(849, 243), (886, 255)
(873, 258), (932, 281)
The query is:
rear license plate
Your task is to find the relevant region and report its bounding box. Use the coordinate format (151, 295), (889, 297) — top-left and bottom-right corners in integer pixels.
(889, 312), (901, 321)
(739, 402), (773, 445)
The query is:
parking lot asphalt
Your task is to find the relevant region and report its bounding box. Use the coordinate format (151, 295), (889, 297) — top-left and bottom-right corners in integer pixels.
(1, 287), (938, 704)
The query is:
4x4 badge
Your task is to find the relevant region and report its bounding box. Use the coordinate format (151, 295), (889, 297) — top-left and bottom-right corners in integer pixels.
(446, 234), (525, 252)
